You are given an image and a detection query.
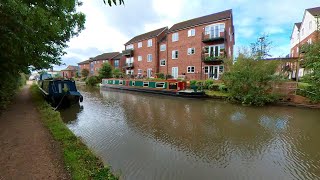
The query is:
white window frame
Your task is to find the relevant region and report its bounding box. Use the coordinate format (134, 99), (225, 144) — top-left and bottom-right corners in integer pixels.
(147, 54), (152, 62)
(138, 42), (142, 48)
(172, 32), (179, 42)
(187, 66), (195, 73)
(138, 69), (142, 74)
(138, 56), (142, 61)
(160, 59), (166, 66)
(143, 81), (149, 87)
(147, 39), (152, 47)
(188, 29), (195, 37)
(160, 44), (166, 51)
(126, 44), (134, 50)
(155, 82), (165, 88)
(187, 47), (195, 55)
(172, 50), (178, 59)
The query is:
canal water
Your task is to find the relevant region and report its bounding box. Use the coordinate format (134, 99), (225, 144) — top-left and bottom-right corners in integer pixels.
(60, 86), (320, 180)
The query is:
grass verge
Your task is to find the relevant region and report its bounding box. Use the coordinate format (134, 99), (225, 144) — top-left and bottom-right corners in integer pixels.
(30, 84), (118, 180)
(205, 90), (229, 98)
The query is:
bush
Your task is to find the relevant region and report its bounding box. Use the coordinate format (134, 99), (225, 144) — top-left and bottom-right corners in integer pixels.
(190, 80), (197, 86)
(223, 57), (281, 106)
(155, 73), (165, 79)
(85, 76), (99, 86)
(81, 69), (89, 78)
(166, 74), (173, 79)
(204, 79), (214, 89)
(112, 68), (123, 78)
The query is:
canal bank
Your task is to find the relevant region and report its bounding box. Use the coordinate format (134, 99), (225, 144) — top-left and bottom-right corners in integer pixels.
(0, 83), (69, 179)
(61, 86), (320, 180)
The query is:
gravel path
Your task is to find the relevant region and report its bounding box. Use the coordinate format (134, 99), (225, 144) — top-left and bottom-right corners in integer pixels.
(0, 83), (70, 180)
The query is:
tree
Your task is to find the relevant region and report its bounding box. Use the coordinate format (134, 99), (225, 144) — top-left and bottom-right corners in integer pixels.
(81, 69), (90, 78)
(300, 40), (320, 102)
(103, 0), (125, 6)
(250, 34), (272, 60)
(99, 62), (113, 79)
(112, 68), (123, 78)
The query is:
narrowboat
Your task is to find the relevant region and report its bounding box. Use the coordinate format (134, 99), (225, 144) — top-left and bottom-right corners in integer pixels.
(37, 74), (83, 108)
(101, 79), (207, 98)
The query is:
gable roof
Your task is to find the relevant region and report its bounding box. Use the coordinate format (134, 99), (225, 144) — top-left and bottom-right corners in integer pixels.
(112, 53), (123, 60)
(306, 6), (320, 16)
(295, 22), (302, 30)
(124, 27), (168, 45)
(62, 65), (78, 71)
(78, 59), (90, 65)
(93, 52), (119, 61)
(168, 9), (232, 33)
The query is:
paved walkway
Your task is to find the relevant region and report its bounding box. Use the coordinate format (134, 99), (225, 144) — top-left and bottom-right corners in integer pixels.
(0, 83), (69, 180)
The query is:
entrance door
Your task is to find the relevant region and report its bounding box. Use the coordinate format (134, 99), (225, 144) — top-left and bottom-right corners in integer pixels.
(208, 66), (219, 80)
(172, 67), (178, 79)
(147, 68), (152, 78)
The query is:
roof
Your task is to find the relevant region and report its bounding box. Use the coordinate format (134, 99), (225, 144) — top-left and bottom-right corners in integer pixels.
(93, 52), (119, 60)
(168, 9), (232, 33)
(62, 65), (78, 71)
(78, 59), (90, 65)
(306, 6), (320, 16)
(112, 53), (123, 60)
(295, 22), (302, 30)
(124, 27), (168, 45)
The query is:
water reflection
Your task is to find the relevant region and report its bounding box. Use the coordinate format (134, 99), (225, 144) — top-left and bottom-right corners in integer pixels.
(62, 86), (320, 180)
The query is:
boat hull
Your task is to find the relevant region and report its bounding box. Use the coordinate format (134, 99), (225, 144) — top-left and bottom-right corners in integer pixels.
(101, 84), (207, 98)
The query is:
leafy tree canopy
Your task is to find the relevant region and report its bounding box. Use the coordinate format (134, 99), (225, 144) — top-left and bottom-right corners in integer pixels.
(81, 68), (90, 77)
(99, 62), (113, 79)
(103, 0), (125, 6)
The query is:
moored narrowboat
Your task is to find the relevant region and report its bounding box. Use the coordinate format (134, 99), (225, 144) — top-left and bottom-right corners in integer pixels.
(37, 74), (83, 108)
(101, 79), (206, 98)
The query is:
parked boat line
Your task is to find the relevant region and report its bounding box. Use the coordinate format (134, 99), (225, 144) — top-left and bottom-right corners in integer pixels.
(101, 78), (207, 98)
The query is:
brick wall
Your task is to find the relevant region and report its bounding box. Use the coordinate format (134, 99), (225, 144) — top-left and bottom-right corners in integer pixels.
(290, 31), (319, 57)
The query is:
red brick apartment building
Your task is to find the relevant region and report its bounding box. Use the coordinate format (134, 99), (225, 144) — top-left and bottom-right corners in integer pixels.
(122, 27), (168, 78)
(78, 52), (122, 76)
(122, 9), (234, 80)
(290, 6), (320, 78)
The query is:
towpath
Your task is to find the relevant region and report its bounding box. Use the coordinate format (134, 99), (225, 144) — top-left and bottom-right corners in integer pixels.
(0, 82), (69, 179)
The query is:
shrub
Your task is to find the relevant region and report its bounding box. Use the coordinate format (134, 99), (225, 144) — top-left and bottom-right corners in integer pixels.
(166, 74), (173, 79)
(155, 73), (165, 79)
(81, 69), (89, 78)
(85, 76), (99, 86)
(204, 79), (214, 89)
(190, 80), (197, 86)
(112, 68), (123, 78)
(223, 57), (281, 106)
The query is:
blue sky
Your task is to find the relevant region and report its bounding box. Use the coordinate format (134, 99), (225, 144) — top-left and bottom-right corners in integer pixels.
(56, 0), (320, 70)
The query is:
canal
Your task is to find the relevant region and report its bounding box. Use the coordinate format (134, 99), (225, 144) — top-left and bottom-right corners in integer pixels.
(60, 86), (320, 180)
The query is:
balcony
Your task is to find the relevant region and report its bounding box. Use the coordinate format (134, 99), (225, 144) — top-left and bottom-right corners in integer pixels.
(123, 62), (134, 69)
(122, 49), (134, 56)
(202, 30), (225, 43)
(202, 49), (226, 63)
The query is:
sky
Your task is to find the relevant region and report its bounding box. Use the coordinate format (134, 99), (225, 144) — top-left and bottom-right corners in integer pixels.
(55, 0), (320, 70)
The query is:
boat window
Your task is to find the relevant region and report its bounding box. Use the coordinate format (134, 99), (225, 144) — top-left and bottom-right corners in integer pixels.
(119, 80), (123, 85)
(156, 82), (165, 88)
(58, 83), (62, 93)
(169, 82), (177, 89)
(113, 80), (116, 84)
(132, 81), (135, 86)
(63, 83), (69, 92)
(143, 82), (149, 87)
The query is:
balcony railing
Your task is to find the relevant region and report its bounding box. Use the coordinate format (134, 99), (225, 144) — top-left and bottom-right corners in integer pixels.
(202, 30), (225, 43)
(122, 49), (134, 56)
(123, 62), (134, 69)
(202, 49), (226, 62)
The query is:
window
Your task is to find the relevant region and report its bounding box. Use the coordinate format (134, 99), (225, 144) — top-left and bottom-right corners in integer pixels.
(132, 81), (135, 86)
(119, 80), (123, 85)
(172, 50), (178, 59)
(188, 29), (195, 37)
(147, 39), (152, 47)
(187, 48), (195, 55)
(156, 82), (165, 88)
(147, 54), (152, 62)
(143, 82), (149, 87)
(204, 66), (208, 74)
(138, 42), (142, 48)
(138, 69), (142, 74)
(160, 59), (166, 66)
(160, 44), (166, 51)
(172, 32), (179, 42)
(138, 56), (142, 61)
(309, 21), (312, 30)
(126, 44), (134, 50)
(219, 65), (224, 73)
(114, 60), (119, 67)
(187, 66), (195, 73)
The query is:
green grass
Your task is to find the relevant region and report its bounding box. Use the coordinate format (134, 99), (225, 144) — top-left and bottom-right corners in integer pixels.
(205, 90), (230, 98)
(30, 84), (118, 180)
